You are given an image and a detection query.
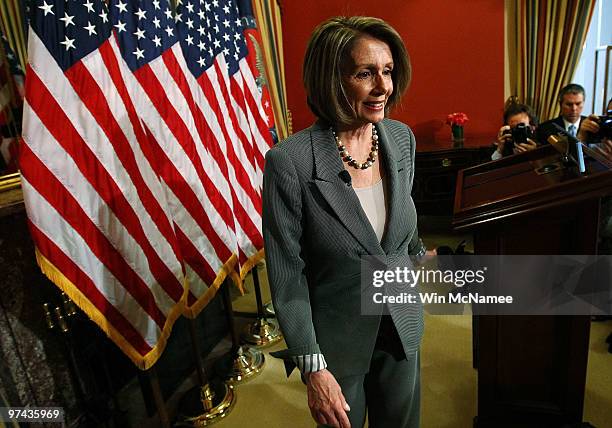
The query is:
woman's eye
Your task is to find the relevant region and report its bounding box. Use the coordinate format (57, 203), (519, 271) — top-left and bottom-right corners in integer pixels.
(356, 71), (371, 79)
(383, 68), (393, 76)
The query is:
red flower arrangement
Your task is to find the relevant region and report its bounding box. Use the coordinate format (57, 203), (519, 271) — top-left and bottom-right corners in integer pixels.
(446, 112), (469, 126)
(447, 112), (468, 146)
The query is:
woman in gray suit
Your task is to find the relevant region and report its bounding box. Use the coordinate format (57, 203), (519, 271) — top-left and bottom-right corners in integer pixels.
(263, 16), (430, 428)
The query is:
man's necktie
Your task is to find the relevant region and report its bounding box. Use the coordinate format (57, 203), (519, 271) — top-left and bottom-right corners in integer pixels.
(568, 124), (576, 137)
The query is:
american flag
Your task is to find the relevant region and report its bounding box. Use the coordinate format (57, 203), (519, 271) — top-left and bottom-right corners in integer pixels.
(109, 0), (259, 316)
(22, 0), (188, 369)
(172, 0), (272, 282)
(21, 0), (273, 367)
(238, 0), (277, 145)
(236, 0), (276, 158)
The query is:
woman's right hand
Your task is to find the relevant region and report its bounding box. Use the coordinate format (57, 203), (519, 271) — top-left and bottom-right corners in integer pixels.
(305, 369), (351, 428)
(495, 125), (511, 154)
(515, 137), (538, 153)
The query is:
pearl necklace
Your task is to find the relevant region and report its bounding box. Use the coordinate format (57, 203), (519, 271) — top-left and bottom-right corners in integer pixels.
(332, 125), (379, 170)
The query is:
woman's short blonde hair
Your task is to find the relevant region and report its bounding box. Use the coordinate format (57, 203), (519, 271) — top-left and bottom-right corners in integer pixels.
(303, 16), (411, 126)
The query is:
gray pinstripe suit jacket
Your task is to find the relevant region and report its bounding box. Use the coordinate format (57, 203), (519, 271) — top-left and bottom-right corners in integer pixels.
(262, 118), (424, 379)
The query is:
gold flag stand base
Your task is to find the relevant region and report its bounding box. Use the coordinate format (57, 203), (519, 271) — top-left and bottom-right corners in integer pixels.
(241, 266), (283, 347)
(241, 317), (282, 347)
(175, 379), (235, 427)
(215, 345), (265, 384)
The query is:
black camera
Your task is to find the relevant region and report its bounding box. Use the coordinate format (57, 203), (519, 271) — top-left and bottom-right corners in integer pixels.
(502, 123), (533, 156)
(596, 112), (612, 140)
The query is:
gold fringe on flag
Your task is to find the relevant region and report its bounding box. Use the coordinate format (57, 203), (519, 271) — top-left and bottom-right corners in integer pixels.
(182, 253), (239, 318)
(35, 248), (189, 370)
(229, 248), (265, 292)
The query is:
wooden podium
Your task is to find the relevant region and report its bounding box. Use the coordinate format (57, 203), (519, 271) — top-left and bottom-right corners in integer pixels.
(453, 145), (612, 427)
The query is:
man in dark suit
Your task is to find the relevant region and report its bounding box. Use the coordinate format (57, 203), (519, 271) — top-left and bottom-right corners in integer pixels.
(536, 83), (587, 144)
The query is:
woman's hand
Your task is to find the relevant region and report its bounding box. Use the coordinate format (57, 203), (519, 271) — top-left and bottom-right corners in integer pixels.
(515, 137), (537, 153)
(494, 125), (512, 154)
(305, 369), (351, 428)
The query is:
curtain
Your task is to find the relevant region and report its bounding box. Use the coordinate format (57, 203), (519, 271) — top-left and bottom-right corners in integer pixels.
(511, 0), (596, 121)
(0, 0), (26, 72)
(252, 0), (291, 139)
(0, 1), (25, 176)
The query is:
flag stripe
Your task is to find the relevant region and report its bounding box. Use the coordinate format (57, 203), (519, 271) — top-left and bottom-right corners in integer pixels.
(229, 74), (260, 168)
(200, 73), (262, 211)
(204, 60), (259, 181)
(239, 60), (271, 168)
(149, 46), (237, 213)
(240, 79), (267, 173)
(162, 55), (264, 265)
(155, 49), (262, 263)
(240, 99), (266, 178)
(106, 38), (237, 270)
(212, 60), (257, 172)
(27, 61), (184, 303)
(65, 62), (186, 299)
(143, 125), (234, 265)
(239, 58), (273, 143)
(26, 218), (154, 355)
(23, 101), (179, 316)
(95, 40), (183, 261)
(204, 64), (264, 244)
(175, 227), (216, 286)
(162, 49), (262, 215)
(239, 54), (271, 126)
(132, 62), (236, 231)
(23, 170), (163, 348)
(199, 76), (263, 264)
(20, 140), (167, 330)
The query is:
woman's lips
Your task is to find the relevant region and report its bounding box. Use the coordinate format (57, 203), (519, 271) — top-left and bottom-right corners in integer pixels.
(364, 101), (384, 110)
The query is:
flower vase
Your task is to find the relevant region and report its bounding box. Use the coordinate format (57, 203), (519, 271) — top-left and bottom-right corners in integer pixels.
(451, 124), (464, 148)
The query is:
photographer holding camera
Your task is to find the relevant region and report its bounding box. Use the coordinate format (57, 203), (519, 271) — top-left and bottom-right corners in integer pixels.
(576, 97), (612, 161)
(491, 102), (539, 160)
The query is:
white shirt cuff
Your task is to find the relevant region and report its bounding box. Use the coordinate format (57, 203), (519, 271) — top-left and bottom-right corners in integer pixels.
(292, 353), (327, 374)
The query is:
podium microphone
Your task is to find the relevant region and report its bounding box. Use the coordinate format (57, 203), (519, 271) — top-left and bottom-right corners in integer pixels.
(550, 123), (586, 173)
(551, 123), (580, 144)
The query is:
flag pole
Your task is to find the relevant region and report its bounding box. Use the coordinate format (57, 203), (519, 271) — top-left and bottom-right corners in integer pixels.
(214, 279), (265, 384)
(174, 314), (236, 426)
(147, 366), (171, 428)
(241, 263), (282, 347)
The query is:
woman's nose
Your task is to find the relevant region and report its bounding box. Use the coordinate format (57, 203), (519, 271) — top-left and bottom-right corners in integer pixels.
(373, 73), (390, 93)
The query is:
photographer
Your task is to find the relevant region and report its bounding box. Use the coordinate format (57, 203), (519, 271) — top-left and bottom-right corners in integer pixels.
(576, 98), (612, 161)
(491, 103), (539, 161)
(536, 83), (586, 144)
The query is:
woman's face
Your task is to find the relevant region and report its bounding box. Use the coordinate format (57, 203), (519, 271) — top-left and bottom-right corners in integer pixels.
(507, 112), (530, 128)
(342, 35), (394, 127)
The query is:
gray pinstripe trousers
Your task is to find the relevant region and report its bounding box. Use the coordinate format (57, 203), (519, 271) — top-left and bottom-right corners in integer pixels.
(321, 317), (421, 428)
